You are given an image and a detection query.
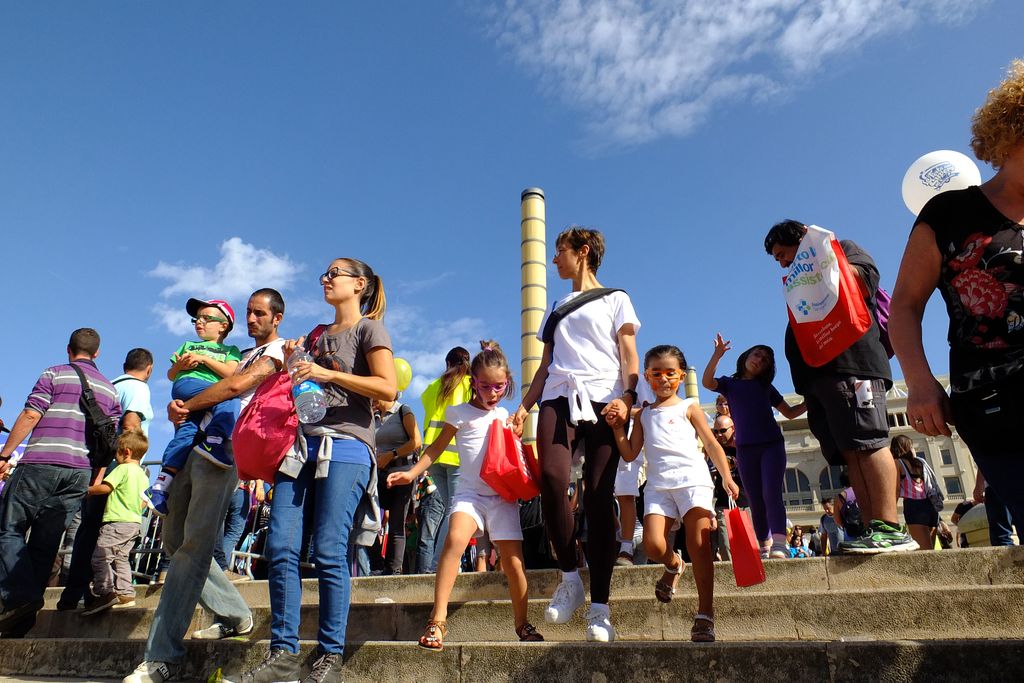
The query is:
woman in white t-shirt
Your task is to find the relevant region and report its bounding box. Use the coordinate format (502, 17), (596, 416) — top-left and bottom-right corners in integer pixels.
(513, 226), (640, 643)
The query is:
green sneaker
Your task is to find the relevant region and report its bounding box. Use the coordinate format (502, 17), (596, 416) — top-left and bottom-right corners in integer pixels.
(839, 520), (919, 555)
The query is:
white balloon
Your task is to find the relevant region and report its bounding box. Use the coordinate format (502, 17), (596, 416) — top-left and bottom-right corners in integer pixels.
(901, 150), (982, 216)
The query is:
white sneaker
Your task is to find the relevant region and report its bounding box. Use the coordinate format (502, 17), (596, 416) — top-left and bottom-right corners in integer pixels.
(544, 578), (586, 624)
(769, 541), (789, 559)
(123, 661), (171, 683)
(585, 605), (616, 643)
(192, 615), (254, 640)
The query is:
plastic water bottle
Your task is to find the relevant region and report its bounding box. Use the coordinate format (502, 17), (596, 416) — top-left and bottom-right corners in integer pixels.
(287, 350), (327, 423)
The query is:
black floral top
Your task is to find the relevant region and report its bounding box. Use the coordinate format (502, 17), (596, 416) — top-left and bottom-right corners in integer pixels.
(917, 187), (1024, 393)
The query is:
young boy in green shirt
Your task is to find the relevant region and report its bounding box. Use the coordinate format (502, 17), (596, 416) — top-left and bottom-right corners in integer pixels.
(83, 430), (151, 615)
(148, 297), (241, 515)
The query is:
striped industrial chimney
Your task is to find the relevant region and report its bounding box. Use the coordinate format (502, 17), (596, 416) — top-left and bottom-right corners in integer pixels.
(520, 188), (546, 445)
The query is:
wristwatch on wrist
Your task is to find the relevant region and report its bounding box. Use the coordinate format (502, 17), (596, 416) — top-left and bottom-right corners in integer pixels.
(622, 389), (638, 403)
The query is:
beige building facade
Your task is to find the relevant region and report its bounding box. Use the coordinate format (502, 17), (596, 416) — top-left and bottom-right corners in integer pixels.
(703, 375), (978, 531)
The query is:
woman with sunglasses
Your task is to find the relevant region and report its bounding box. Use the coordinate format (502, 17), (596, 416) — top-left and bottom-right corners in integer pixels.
(225, 259), (395, 683)
(702, 335), (806, 560)
(513, 226), (640, 643)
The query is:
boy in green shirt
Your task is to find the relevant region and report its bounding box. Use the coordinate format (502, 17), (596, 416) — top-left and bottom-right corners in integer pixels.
(148, 298), (241, 515)
(83, 430), (151, 615)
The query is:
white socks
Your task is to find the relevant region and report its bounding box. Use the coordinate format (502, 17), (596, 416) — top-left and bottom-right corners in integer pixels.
(562, 570), (583, 586)
(151, 470), (174, 493)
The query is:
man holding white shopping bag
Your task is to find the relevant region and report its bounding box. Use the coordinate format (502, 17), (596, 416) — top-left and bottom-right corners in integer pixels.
(764, 220), (916, 554)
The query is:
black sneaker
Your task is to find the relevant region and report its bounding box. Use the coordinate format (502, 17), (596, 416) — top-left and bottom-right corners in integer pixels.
(839, 520), (919, 555)
(303, 650), (344, 683)
(0, 598), (44, 631)
(222, 648), (302, 683)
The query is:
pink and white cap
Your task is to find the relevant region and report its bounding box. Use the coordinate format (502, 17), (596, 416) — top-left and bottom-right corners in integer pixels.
(185, 298), (235, 332)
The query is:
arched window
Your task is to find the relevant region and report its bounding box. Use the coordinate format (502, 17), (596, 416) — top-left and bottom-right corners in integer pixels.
(783, 467), (813, 506)
(819, 465), (845, 502)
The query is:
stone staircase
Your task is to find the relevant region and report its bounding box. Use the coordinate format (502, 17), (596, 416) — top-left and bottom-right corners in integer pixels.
(4, 547), (1023, 682)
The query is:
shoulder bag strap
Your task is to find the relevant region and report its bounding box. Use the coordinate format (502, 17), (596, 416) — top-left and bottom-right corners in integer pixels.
(540, 288), (624, 344)
(69, 363), (103, 423)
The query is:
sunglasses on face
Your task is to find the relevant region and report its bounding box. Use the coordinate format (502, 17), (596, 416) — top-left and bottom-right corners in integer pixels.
(712, 428), (732, 434)
(320, 267), (359, 284)
(645, 369), (683, 380)
(474, 380), (508, 393)
(192, 315), (227, 325)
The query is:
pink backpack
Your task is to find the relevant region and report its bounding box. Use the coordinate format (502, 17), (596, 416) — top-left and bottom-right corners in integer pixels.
(232, 326), (325, 481)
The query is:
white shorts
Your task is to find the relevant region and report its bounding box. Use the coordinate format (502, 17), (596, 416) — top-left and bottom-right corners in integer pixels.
(450, 490), (523, 542)
(644, 485), (714, 523)
(614, 456), (644, 497)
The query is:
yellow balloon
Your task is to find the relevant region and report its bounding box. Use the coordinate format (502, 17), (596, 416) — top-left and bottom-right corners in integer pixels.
(394, 357), (412, 392)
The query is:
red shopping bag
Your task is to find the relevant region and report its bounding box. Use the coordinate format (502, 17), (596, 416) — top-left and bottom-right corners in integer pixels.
(783, 226), (872, 367)
(725, 502), (766, 587)
(480, 419), (542, 503)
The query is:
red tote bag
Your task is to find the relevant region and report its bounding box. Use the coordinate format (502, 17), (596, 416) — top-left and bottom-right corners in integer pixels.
(783, 226), (872, 367)
(480, 419), (542, 503)
(725, 500), (766, 587)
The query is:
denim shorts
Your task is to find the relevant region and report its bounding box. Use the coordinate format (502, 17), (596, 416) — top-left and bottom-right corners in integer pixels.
(902, 497), (939, 527)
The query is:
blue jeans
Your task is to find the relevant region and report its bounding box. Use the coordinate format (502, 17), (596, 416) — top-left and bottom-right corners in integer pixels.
(214, 486), (249, 570)
(0, 464), (90, 607)
(416, 463), (459, 573)
(163, 377), (239, 470)
(268, 441), (370, 654)
(144, 454), (251, 664)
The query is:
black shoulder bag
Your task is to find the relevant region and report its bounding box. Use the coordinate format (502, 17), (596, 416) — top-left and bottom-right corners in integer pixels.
(540, 288), (624, 344)
(70, 363), (119, 469)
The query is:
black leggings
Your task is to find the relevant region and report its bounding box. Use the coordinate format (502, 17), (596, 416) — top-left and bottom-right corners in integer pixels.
(537, 396), (620, 605)
(378, 477), (413, 575)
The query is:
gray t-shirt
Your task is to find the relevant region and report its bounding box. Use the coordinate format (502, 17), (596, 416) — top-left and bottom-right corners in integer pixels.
(307, 318), (392, 451)
(374, 402), (415, 472)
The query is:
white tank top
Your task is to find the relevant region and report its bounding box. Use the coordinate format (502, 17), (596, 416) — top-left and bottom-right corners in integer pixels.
(640, 398), (714, 491)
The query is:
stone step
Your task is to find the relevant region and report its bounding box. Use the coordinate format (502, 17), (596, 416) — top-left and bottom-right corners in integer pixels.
(2, 638), (1022, 682)
(41, 545), (1024, 610)
(29, 584), (1024, 643)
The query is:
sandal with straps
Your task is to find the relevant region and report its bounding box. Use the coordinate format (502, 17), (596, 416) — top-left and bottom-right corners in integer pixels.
(516, 622), (545, 642)
(655, 551), (685, 604)
(691, 613), (716, 643)
(418, 620), (447, 651)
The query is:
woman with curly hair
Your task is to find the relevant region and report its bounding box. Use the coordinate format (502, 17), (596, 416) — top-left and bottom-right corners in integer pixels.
(890, 58), (1024, 533)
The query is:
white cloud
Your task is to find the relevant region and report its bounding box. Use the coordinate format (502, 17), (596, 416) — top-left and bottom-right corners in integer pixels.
(489, 0), (982, 145)
(152, 304), (195, 337)
(148, 237), (303, 334)
(395, 271), (455, 296)
(388, 305), (489, 402)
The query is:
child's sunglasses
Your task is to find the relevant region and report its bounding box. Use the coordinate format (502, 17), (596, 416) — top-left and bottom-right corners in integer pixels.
(644, 368), (683, 380)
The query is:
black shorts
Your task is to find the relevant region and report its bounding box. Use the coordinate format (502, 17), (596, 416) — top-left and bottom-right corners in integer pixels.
(803, 375), (890, 466)
(902, 497), (939, 527)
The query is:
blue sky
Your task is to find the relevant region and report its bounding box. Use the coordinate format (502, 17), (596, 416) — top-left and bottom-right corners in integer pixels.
(1, 1), (1020, 459)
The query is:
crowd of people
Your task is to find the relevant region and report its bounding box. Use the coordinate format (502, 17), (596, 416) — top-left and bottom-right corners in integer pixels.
(0, 58), (1021, 683)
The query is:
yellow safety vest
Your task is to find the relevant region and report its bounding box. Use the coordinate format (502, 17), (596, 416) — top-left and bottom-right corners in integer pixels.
(420, 375), (471, 467)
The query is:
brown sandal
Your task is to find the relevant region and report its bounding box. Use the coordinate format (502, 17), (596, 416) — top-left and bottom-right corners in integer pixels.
(418, 620), (447, 651)
(655, 551), (685, 604)
(691, 614), (716, 643)
(516, 622), (545, 642)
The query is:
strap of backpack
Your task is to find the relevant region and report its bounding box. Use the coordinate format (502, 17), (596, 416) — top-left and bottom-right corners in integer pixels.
(303, 324), (329, 354)
(540, 288), (625, 344)
(69, 363), (104, 423)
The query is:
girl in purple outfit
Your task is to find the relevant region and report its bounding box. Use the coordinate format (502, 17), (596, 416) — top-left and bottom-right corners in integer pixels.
(702, 334), (806, 559)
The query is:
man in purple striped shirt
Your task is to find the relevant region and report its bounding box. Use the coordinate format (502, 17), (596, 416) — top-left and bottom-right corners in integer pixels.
(0, 328), (122, 634)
